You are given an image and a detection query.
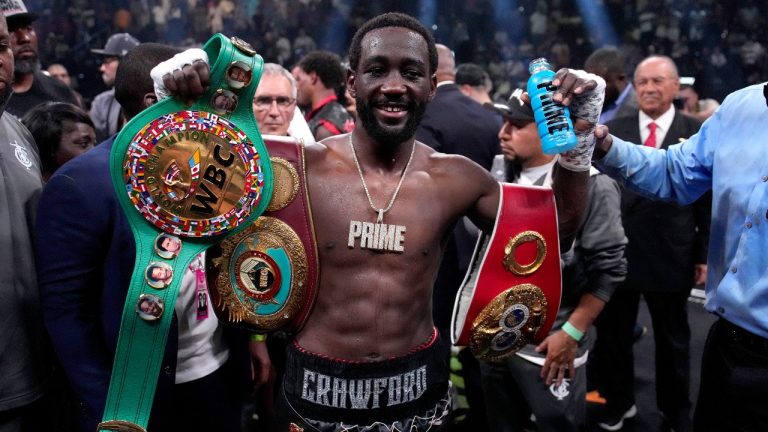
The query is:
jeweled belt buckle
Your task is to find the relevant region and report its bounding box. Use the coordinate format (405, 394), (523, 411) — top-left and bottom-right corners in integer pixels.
(97, 420), (147, 432)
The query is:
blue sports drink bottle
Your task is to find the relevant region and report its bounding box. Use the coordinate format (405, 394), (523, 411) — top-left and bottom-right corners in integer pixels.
(527, 58), (577, 154)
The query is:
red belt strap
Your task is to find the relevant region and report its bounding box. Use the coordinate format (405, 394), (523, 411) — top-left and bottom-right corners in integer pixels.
(451, 183), (561, 362)
(207, 135), (319, 333)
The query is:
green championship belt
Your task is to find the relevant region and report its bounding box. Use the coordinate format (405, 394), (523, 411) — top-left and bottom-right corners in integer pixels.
(99, 35), (272, 432)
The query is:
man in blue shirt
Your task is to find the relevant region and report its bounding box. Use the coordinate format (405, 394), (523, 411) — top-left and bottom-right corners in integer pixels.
(591, 81), (768, 431)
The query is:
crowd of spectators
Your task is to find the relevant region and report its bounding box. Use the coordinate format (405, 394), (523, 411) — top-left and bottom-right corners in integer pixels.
(28, 0), (768, 105)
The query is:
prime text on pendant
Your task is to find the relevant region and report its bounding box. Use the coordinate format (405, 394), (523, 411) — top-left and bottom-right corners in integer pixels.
(348, 220), (406, 253)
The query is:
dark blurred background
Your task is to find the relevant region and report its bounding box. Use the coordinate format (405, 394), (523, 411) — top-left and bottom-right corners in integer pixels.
(27, 0), (767, 107)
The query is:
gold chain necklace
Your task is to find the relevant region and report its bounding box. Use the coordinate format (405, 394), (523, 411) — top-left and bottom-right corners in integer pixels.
(348, 134), (416, 224)
(346, 134), (415, 253)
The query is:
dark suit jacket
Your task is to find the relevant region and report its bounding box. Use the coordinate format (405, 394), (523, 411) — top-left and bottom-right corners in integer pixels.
(35, 138), (250, 431)
(34, 138), (179, 430)
(607, 110), (711, 293)
(612, 89), (639, 122)
(416, 83), (502, 171)
(416, 83), (502, 268)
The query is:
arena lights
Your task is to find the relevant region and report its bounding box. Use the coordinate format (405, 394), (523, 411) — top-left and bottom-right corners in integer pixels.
(574, 0), (619, 47)
(492, 0), (518, 31)
(419, 0), (437, 30)
(321, 8), (349, 54)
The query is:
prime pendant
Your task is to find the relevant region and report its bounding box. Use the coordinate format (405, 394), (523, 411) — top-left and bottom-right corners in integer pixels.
(348, 220), (406, 253)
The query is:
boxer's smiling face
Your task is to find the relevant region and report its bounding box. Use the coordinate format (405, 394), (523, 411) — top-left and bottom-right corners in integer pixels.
(349, 27), (436, 147)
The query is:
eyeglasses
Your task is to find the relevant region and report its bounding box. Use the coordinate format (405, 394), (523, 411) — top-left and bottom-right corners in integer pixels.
(253, 96), (295, 110)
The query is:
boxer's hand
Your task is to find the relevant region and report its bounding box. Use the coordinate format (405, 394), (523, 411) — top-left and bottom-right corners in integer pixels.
(551, 69), (603, 116)
(150, 48), (210, 105)
(551, 69), (606, 171)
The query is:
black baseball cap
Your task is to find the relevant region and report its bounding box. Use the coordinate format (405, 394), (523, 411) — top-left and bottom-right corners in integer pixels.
(92, 33), (140, 57)
(1, 0), (38, 26)
(484, 89), (534, 122)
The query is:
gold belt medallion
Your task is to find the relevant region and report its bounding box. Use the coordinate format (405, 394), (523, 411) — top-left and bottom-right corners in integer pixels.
(503, 230), (547, 276)
(470, 283), (548, 362)
(210, 216), (308, 330)
(122, 111), (267, 237)
(266, 157), (300, 212)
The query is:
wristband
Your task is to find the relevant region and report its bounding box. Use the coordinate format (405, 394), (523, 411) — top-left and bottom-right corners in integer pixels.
(250, 333), (267, 342)
(557, 69), (605, 172)
(150, 48), (209, 101)
(561, 321), (584, 342)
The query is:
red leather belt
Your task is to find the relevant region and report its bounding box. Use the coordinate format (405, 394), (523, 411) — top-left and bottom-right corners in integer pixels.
(207, 135), (319, 333)
(451, 183), (561, 362)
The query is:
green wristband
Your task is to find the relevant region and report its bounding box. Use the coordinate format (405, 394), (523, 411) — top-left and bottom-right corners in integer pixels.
(561, 321), (584, 342)
(250, 333), (267, 342)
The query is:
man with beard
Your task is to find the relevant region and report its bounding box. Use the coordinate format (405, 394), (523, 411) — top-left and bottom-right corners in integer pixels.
(156, 12), (604, 429)
(480, 91), (626, 432)
(2, 0), (79, 118)
(0, 10), (47, 432)
(90, 33), (140, 141)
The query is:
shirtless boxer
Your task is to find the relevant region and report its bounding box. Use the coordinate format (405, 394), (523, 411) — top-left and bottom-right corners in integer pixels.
(158, 12), (602, 430)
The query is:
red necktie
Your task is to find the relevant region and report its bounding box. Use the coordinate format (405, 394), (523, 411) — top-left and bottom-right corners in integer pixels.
(644, 122), (657, 148)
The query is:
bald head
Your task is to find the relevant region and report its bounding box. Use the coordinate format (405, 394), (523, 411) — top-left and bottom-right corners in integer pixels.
(634, 55), (679, 82)
(435, 44), (455, 83)
(633, 56), (680, 119)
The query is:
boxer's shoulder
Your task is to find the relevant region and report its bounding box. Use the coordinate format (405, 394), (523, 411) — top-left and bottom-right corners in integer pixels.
(303, 138), (336, 171)
(425, 149), (495, 185)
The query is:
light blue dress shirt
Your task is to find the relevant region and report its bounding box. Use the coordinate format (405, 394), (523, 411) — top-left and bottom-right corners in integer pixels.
(597, 82), (768, 338)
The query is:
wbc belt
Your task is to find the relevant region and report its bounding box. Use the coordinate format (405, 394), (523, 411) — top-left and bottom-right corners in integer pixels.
(451, 183), (561, 362)
(207, 135), (319, 333)
(100, 35), (272, 432)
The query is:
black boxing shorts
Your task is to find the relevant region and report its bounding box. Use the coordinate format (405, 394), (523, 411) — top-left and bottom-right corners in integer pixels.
(274, 329), (452, 431)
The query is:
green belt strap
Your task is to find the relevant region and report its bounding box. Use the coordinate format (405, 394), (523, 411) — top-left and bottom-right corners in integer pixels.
(100, 34), (273, 432)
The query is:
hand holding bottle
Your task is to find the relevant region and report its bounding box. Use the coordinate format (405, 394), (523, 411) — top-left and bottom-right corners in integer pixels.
(526, 65), (605, 171)
(527, 58), (578, 155)
(526, 60), (605, 170)
(553, 68), (605, 171)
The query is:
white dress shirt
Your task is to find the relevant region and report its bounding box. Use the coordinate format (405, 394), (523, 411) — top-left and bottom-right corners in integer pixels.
(639, 105), (675, 148)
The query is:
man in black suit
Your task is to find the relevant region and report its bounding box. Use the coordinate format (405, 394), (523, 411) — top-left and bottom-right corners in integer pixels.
(415, 44), (502, 428)
(417, 44), (501, 171)
(416, 44), (502, 274)
(584, 47), (638, 124)
(594, 55), (710, 432)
